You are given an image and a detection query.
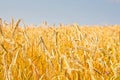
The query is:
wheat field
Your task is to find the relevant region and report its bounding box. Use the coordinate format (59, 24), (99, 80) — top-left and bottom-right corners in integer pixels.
(0, 19), (120, 80)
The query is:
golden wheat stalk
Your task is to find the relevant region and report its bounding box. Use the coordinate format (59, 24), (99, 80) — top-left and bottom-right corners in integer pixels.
(0, 18), (4, 36)
(11, 18), (14, 29)
(7, 48), (20, 80)
(53, 30), (58, 47)
(2, 52), (8, 80)
(12, 19), (21, 38)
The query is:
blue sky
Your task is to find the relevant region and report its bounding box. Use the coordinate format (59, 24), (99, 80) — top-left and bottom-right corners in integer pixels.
(0, 0), (120, 25)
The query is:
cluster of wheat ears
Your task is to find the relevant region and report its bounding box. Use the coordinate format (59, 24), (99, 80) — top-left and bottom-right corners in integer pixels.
(0, 18), (120, 80)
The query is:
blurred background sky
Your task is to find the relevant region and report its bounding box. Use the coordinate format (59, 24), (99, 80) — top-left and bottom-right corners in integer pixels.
(0, 0), (120, 25)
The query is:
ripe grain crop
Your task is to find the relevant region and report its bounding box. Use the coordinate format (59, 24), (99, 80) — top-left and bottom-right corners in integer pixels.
(0, 19), (120, 80)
